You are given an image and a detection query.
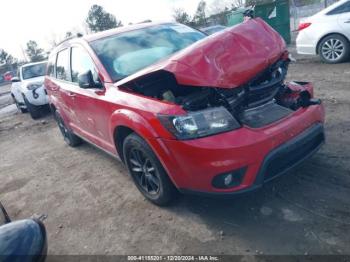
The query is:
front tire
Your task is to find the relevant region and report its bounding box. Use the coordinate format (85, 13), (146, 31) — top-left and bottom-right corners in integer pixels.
(123, 133), (177, 206)
(23, 96), (42, 119)
(54, 111), (82, 147)
(318, 34), (350, 64)
(11, 95), (27, 113)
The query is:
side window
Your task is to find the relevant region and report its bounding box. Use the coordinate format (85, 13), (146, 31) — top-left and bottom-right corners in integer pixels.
(71, 46), (100, 84)
(47, 54), (56, 77)
(327, 2), (350, 15)
(56, 49), (70, 81)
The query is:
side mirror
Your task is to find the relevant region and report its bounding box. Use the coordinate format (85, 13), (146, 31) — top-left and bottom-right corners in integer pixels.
(78, 70), (102, 89)
(11, 77), (20, 83)
(0, 202), (11, 226)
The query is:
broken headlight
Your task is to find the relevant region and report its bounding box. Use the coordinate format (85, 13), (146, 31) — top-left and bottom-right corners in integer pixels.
(159, 107), (240, 140)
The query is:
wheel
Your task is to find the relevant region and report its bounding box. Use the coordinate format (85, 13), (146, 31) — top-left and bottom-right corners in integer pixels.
(54, 111), (82, 147)
(23, 96), (42, 119)
(11, 95), (27, 113)
(123, 133), (178, 206)
(318, 34), (350, 64)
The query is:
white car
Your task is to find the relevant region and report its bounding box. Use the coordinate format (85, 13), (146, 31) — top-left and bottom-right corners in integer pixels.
(11, 61), (49, 119)
(296, 0), (350, 63)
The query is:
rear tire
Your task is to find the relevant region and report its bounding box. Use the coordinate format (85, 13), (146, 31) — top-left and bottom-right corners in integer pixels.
(23, 96), (42, 119)
(123, 133), (178, 206)
(54, 111), (82, 147)
(318, 34), (350, 64)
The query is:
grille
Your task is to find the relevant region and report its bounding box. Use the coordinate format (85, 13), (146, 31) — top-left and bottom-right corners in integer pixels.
(239, 102), (292, 128)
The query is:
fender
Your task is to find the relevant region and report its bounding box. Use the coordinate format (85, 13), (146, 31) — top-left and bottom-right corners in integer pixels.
(109, 109), (183, 188)
(109, 109), (164, 143)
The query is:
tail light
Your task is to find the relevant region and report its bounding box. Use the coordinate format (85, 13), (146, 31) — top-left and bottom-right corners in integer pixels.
(298, 22), (312, 31)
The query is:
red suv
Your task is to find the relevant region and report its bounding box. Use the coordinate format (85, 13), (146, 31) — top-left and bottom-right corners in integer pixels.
(45, 19), (325, 205)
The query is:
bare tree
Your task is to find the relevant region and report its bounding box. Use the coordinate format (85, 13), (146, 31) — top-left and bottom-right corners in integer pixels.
(173, 8), (192, 25)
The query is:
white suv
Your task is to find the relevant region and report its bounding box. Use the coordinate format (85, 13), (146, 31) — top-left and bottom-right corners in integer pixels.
(296, 0), (350, 63)
(11, 61), (49, 119)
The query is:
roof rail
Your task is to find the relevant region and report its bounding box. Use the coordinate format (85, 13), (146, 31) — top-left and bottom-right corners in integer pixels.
(56, 33), (83, 47)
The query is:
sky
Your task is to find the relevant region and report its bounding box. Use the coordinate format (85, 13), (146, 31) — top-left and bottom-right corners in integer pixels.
(0, 0), (218, 60)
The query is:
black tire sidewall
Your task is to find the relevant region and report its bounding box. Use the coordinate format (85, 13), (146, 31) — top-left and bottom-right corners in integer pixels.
(54, 111), (82, 147)
(123, 133), (177, 205)
(319, 34), (350, 64)
(23, 96), (41, 119)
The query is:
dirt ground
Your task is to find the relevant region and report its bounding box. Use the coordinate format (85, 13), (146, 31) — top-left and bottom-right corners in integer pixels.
(0, 49), (350, 256)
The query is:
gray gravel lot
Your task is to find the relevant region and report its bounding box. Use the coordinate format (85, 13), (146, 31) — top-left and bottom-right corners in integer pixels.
(0, 50), (350, 255)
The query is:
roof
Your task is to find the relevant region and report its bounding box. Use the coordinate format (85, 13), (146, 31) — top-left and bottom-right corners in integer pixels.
(21, 61), (47, 68)
(83, 21), (176, 42)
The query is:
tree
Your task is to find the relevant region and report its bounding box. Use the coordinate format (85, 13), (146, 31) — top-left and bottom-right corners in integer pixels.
(25, 40), (46, 62)
(173, 8), (192, 26)
(0, 49), (16, 65)
(193, 0), (208, 27)
(86, 5), (122, 32)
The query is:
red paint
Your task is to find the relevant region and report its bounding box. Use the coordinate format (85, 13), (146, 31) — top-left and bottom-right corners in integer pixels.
(45, 20), (325, 195)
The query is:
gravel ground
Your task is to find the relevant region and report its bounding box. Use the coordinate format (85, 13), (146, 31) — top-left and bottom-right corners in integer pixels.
(0, 50), (350, 256)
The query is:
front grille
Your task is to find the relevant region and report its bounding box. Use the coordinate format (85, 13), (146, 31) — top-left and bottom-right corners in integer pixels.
(239, 102), (292, 128)
(264, 126), (325, 182)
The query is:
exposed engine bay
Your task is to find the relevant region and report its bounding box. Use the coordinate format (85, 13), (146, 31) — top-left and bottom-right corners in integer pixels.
(123, 56), (321, 129)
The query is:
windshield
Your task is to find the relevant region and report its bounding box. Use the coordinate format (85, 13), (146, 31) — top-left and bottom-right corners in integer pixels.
(22, 63), (47, 80)
(90, 24), (206, 82)
(203, 26), (227, 35)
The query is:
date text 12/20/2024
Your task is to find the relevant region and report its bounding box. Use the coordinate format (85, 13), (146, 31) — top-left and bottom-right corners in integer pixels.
(127, 256), (219, 261)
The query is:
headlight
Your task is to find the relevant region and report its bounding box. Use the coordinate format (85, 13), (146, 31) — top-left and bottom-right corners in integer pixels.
(158, 107), (240, 140)
(27, 83), (42, 90)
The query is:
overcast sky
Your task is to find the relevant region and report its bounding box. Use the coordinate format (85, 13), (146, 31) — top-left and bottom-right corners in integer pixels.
(0, 0), (221, 60)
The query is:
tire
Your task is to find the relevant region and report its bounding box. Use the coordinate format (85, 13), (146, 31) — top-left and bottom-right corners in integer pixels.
(318, 34), (350, 64)
(54, 111), (82, 147)
(123, 133), (178, 206)
(23, 96), (42, 119)
(11, 95), (27, 113)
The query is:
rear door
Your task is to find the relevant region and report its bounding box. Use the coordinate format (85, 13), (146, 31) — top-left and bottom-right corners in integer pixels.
(54, 48), (79, 128)
(336, 1), (350, 39)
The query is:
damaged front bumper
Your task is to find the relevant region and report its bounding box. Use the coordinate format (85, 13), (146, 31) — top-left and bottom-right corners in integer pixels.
(148, 100), (325, 196)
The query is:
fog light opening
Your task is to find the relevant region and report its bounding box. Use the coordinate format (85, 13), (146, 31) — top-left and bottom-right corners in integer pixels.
(212, 167), (246, 189)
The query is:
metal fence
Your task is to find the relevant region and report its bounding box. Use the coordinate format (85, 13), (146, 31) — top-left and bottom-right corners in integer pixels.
(290, 0), (340, 31)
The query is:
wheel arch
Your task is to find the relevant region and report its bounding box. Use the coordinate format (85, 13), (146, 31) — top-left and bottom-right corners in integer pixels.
(316, 32), (350, 54)
(110, 109), (160, 162)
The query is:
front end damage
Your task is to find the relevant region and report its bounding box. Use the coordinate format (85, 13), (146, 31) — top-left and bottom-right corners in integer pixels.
(116, 19), (325, 194)
(122, 60), (321, 134)
(119, 19), (321, 136)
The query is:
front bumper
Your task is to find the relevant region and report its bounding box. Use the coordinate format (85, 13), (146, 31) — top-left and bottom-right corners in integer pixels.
(24, 86), (48, 106)
(149, 104), (325, 195)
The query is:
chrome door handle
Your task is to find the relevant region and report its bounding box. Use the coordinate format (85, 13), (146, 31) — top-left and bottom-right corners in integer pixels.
(67, 92), (76, 97)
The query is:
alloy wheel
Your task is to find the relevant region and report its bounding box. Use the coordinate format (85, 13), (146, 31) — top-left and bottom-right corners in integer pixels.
(321, 38), (345, 62)
(129, 149), (160, 195)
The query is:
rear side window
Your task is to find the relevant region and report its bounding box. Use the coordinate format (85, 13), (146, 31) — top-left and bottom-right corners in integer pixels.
(56, 49), (70, 81)
(71, 47), (99, 84)
(47, 54), (56, 77)
(327, 1), (350, 15)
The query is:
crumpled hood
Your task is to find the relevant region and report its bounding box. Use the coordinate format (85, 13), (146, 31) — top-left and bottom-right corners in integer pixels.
(117, 18), (286, 89)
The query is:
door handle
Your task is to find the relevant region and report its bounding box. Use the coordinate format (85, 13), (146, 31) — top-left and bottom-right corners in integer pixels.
(67, 92), (76, 97)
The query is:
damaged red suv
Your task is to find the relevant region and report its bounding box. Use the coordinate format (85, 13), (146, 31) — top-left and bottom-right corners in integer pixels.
(45, 19), (325, 205)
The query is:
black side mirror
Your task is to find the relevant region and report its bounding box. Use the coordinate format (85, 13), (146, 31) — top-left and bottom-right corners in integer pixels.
(0, 202), (11, 225)
(78, 70), (102, 89)
(11, 77), (20, 83)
